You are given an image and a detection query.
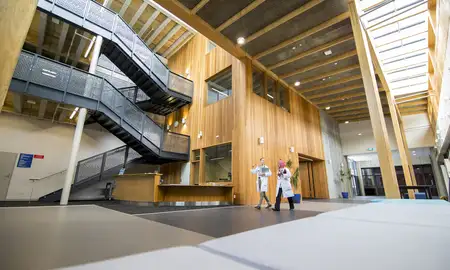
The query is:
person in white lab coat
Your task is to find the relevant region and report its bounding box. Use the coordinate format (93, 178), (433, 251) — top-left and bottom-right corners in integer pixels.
(273, 160), (294, 211)
(251, 157), (272, 209)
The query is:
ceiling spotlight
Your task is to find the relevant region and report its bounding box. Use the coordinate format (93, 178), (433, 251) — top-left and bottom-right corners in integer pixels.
(294, 81), (301, 86)
(299, 43), (302, 47)
(292, 46), (296, 50)
(324, 50), (332, 56)
(325, 107), (331, 110)
(334, 62), (338, 65)
(237, 37), (245, 45)
(322, 78), (326, 81)
(345, 121), (349, 124)
(358, 133), (362, 136)
(412, 151), (416, 153)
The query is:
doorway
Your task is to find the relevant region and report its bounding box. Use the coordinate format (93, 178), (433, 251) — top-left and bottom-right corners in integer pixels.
(0, 152), (18, 200)
(299, 159), (315, 198)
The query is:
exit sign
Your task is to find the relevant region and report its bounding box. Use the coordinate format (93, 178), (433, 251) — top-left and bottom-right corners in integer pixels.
(367, 148), (375, 151)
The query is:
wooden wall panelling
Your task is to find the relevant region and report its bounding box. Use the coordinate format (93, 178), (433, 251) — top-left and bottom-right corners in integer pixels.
(169, 34), (328, 205)
(160, 162), (184, 184)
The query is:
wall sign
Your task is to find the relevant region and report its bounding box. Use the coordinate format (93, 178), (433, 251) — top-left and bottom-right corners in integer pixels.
(34, 154), (45, 159)
(17, 153), (34, 168)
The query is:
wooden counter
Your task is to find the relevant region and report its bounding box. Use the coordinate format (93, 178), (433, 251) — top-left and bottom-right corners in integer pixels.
(113, 173), (161, 202)
(113, 173), (233, 203)
(157, 184), (234, 203)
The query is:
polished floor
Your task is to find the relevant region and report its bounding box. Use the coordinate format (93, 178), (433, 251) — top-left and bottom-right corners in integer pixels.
(0, 200), (362, 270)
(0, 205), (212, 270)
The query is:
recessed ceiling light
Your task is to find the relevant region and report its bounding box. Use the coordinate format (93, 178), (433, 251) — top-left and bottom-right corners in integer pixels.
(324, 50), (332, 56)
(299, 43), (302, 47)
(322, 78), (326, 81)
(358, 133), (362, 136)
(292, 46), (296, 50)
(237, 37), (245, 45)
(325, 107), (331, 110)
(413, 153), (417, 155)
(412, 151), (416, 153)
(294, 81), (301, 86)
(334, 62), (338, 65)
(345, 121), (349, 124)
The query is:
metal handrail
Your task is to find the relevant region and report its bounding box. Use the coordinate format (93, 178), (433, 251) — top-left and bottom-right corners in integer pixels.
(37, 0), (193, 98)
(14, 50), (189, 155)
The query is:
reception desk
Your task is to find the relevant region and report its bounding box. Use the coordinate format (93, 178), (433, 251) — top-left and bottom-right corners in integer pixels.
(113, 173), (233, 204)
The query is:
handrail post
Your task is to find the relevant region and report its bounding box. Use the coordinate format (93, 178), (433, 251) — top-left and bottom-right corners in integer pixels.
(99, 152), (107, 182)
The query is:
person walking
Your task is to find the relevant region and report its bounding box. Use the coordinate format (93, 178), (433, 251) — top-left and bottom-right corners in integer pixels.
(251, 157), (272, 209)
(273, 160), (295, 211)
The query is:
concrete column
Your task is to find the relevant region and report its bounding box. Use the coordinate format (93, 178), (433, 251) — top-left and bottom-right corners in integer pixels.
(60, 108), (87, 205)
(0, 0), (37, 111)
(60, 28), (104, 205)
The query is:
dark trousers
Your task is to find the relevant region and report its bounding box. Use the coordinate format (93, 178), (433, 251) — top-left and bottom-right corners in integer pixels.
(274, 188), (294, 210)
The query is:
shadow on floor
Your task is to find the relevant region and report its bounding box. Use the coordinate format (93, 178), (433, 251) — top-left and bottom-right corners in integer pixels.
(139, 206), (321, 238)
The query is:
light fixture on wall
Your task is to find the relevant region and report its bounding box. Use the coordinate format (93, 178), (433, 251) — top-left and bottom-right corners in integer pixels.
(181, 117), (186, 125)
(237, 37), (245, 45)
(258, 137), (264, 144)
(216, 135), (220, 138)
(185, 68), (190, 78)
(198, 131), (203, 139)
(174, 121), (179, 128)
(166, 124), (171, 131)
(289, 146), (294, 153)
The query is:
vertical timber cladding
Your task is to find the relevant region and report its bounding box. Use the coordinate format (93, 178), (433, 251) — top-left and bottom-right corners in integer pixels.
(168, 34), (328, 205)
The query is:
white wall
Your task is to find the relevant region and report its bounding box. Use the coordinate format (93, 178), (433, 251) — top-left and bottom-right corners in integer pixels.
(340, 112), (434, 155)
(320, 111), (345, 198)
(436, 27), (450, 154)
(0, 113), (124, 200)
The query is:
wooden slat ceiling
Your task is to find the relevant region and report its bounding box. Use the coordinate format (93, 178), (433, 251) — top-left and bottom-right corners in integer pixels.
(167, 0), (425, 122)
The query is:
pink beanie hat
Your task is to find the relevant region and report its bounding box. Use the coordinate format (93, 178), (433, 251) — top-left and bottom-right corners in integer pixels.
(278, 160), (286, 168)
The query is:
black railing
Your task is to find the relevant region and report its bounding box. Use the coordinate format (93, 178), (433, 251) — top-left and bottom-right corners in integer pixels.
(12, 51), (190, 157)
(37, 0), (194, 98)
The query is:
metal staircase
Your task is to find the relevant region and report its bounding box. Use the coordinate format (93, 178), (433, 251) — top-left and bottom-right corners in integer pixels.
(37, 0), (193, 115)
(39, 146), (142, 202)
(10, 51), (190, 162)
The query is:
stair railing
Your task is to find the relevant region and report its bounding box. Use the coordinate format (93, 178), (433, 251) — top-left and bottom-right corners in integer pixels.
(37, 0), (193, 99)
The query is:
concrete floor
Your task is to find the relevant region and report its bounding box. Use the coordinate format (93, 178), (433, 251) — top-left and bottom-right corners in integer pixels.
(0, 205), (212, 270)
(0, 200), (364, 270)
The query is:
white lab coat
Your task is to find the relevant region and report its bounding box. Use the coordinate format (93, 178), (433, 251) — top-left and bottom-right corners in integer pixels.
(276, 168), (294, 198)
(251, 165), (272, 193)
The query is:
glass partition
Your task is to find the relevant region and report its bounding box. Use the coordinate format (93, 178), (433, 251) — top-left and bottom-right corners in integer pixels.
(204, 143), (232, 183)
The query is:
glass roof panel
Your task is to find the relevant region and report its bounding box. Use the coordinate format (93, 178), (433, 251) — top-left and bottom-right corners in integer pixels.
(362, 0), (429, 97)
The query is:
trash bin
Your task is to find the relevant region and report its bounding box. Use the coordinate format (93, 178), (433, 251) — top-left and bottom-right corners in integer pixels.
(293, 193), (301, 204)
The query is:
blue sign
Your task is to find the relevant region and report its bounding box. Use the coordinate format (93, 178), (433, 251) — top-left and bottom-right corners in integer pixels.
(17, 153), (34, 168)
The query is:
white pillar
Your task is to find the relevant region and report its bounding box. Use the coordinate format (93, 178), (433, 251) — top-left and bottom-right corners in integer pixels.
(60, 34), (104, 205)
(60, 108), (87, 205)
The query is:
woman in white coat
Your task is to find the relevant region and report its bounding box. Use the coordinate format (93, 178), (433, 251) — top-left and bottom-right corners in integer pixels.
(251, 157), (272, 209)
(273, 159), (295, 211)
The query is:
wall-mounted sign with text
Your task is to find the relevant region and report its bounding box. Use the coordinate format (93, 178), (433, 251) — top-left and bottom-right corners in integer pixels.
(17, 153), (34, 168)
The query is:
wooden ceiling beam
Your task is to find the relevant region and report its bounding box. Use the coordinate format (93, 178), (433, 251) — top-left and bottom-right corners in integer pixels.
(118, 0), (132, 16)
(395, 92), (429, 103)
(217, 0), (266, 32)
(163, 31), (193, 58)
(336, 112), (390, 122)
(300, 74), (362, 94)
(315, 91), (365, 105)
(191, 0), (209, 14)
(300, 64), (360, 85)
(331, 107), (389, 118)
(280, 50), (357, 79)
(146, 17), (171, 45)
(269, 34), (354, 70)
(308, 83), (364, 100)
(246, 0), (324, 44)
(399, 105), (428, 113)
(255, 11), (350, 59)
(138, 10), (160, 36)
(130, 3), (148, 27)
(154, 24), (182, 53)
(397, 99), (428, 108)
